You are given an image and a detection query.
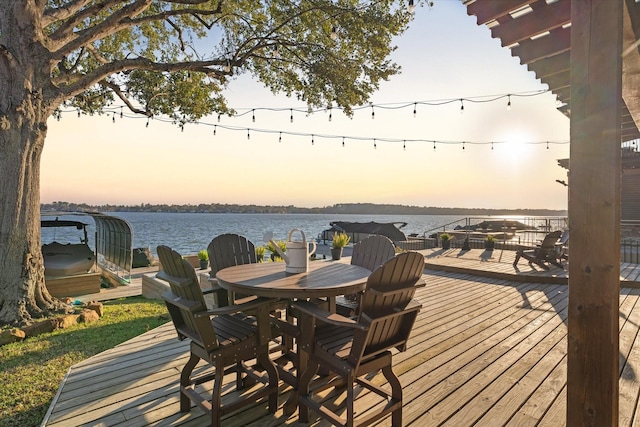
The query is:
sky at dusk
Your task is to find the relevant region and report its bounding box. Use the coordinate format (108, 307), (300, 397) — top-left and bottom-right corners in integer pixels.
(41, 2), (570, 210)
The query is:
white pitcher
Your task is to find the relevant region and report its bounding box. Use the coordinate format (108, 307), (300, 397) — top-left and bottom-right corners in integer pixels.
(270, 228), (316, 274)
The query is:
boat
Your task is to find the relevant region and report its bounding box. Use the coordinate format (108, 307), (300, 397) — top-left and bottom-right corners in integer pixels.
(319, 221), (408, 244)
(40, 212), (136, 297)
(41, 219), (96, 276)
(454, 220), (537, 232)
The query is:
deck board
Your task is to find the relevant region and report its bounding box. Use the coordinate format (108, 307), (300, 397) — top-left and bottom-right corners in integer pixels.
(42, 251), (640, 426)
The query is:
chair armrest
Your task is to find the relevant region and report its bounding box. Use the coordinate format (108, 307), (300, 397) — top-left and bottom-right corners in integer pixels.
(156, 271), (193, 288)
(195, 296), (276, 317)
(293, 300), (367, 330)
(162, 291), (202, 312)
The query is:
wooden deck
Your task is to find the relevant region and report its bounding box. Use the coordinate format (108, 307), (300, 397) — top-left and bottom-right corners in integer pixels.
(41, 250), (640, 426)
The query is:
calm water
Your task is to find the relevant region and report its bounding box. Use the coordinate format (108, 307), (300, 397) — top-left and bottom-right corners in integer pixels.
(41, 212), (471, 255)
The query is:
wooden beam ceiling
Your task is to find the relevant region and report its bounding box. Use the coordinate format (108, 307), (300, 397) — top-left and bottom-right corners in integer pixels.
(466, 0), (640, 142)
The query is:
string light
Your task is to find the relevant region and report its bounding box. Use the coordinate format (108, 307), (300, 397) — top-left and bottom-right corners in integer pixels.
(77, 108), (81, 117)
(374, 138), (377, 149)
(507, 94), (512, 111)
(413, 103), (417, 118)
(112, 112), (116, 123)
(331, 26), (338, 40)
(460, 99), (464, 114)
(252, 109), (255, 122)
(55, 89), (568, 150)
(403, 140), (406, 150)
(212, 89), (548, 120)
(408, 0), (415, 13)
(371, 104), (375, 119)
(213, 125), (216, 135)
(273, 44), (279, 58)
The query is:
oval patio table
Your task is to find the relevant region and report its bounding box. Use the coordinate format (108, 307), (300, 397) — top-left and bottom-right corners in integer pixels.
(216, 260), (371, 414)
(215, 260), (370, 301)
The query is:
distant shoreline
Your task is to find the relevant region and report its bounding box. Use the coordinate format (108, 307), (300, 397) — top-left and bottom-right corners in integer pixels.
(41, 201), (567, 217)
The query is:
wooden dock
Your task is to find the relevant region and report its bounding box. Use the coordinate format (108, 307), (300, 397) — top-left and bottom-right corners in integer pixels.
(41, 250), (640, 426)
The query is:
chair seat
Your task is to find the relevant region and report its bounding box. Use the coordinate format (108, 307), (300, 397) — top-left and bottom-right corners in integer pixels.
(211, 314), (257, 347)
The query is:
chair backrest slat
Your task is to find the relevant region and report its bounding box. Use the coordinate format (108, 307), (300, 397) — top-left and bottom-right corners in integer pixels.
(540, 230), (563, 249)
(208, 233), (257, 276)
(350, 235), (396, 272)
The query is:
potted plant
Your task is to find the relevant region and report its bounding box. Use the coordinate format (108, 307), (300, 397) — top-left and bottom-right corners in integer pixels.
(266, 240), (287, 261)
(485, 234), (496, 250)
(440, 233), (453, 250)
(255, 245), (266, 262)
(197, 249), (209, 269)
(331, 232), (351, 260)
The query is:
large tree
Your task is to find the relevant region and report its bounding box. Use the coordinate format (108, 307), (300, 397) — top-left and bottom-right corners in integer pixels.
(0, 0), (412, 325)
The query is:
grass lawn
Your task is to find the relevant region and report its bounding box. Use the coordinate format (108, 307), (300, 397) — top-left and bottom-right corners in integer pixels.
(0, 297), (170, 427)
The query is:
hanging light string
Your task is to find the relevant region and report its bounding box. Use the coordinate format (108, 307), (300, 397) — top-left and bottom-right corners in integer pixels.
(221, 89), (548, 119)
(53, 89), (568, 148)
(138, 116), (568, 148)
(58, 89), (549, 122)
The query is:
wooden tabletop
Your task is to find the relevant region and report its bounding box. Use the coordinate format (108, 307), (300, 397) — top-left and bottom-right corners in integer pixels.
(216, 261), (370, 299)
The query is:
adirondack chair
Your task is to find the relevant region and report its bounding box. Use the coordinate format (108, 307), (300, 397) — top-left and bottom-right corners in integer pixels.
(335, 235), (397, 317)
(157, 245), (279, 426)
(157, 244), (217, 307)
(513, 230), (564, 270)
(294, 251), (425, 427)
(207, 233), (257, 306)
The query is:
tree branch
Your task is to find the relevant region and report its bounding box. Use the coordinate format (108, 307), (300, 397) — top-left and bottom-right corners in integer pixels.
(50, 2), (226, 58)
(49, 0), (152, 55)
(42, 0), (95, 27)
(99, 79), (150, 116)
(53, 56), (227, 98)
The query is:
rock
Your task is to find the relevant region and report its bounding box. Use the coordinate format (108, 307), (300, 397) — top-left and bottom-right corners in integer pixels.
(21, 319), (56, 338)
(86, 301), (104, 317)
(54, 314), (80, 329)
(0, 328), (25, 346)
(78, 309), (100, 323)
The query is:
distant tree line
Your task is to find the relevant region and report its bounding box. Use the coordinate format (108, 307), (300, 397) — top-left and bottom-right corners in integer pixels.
(41, 201), (566, 217)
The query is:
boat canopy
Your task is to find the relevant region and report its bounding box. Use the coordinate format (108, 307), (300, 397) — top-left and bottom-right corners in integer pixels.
(41, 211), (134, 284)
(323, 221), (408, 243)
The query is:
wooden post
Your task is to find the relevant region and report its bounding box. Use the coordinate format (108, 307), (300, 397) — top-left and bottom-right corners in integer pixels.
(568, 1), (622, 426)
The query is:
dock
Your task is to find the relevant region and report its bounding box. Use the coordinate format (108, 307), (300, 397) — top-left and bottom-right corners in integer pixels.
(41, 250), (640, 426)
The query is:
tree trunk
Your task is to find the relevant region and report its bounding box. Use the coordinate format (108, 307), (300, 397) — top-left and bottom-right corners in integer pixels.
(0, 2), (70, 326)
(0, 108), (68, 326)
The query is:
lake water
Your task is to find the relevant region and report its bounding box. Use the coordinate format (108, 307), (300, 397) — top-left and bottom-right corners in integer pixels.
(41, 212), (471, 256)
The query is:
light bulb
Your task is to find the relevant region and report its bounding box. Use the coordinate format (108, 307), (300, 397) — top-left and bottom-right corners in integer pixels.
(331, 26), (338, 40)
(408, 0), (415, 13)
